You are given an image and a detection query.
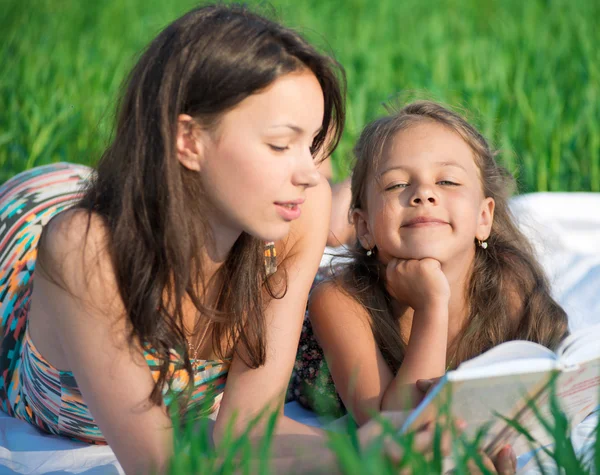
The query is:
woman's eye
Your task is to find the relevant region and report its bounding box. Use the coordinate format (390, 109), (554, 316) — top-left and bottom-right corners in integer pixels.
(268, 144), (289, 152)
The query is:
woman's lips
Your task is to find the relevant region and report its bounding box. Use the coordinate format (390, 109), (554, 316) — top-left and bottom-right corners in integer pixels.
(274, 199), (304, 221)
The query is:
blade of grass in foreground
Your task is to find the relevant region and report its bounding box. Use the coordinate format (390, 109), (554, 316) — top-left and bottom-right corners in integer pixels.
(595, 406), (600, 474)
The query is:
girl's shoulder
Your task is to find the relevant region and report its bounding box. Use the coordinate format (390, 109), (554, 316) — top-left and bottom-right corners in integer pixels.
(309, 275), (371, 327)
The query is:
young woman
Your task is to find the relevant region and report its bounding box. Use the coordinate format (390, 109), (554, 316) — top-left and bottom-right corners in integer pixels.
(0, 4), (394, 474)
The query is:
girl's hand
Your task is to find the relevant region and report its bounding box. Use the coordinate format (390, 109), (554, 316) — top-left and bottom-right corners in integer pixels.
(385, 258), (451, 312)
(416, 377), (442, 395)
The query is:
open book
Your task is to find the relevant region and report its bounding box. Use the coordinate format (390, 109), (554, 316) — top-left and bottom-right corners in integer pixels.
(401, 323), (600, 457)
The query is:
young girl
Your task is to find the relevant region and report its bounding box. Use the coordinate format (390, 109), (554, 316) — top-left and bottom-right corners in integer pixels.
(0, 5), (446, 474)
(289, 100), (569, 426)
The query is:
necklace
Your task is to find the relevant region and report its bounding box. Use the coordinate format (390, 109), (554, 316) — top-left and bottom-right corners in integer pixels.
(187, 321), (211, 361)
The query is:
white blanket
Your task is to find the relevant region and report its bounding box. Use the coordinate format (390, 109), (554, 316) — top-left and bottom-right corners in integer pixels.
(1, 193), (599, 474)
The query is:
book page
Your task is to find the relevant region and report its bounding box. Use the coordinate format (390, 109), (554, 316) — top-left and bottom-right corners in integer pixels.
(557, 323), (600, 359)
(556, 356), (600, 422)
(405, 370), (551, 448)
(487, 357), (600, 456)
(457, 341), (556, 372)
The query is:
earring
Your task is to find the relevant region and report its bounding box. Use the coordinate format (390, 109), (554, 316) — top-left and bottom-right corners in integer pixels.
(477, 239), (488, 250)
(366, 249), (373, 256)
(264, 241), (277, 275)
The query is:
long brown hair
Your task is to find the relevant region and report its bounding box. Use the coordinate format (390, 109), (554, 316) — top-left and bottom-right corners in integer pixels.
(40, 4), (345, 407)
(334, 100), (567, 372)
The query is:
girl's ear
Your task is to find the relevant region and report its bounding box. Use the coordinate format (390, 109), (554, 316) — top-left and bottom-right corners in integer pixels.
(176, 114), (206, 172)
(352, 208), (374, 251)
(476, 197), (495, 241)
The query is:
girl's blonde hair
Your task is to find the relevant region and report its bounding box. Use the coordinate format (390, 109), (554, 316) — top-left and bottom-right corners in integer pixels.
(335, 100), (568, 371)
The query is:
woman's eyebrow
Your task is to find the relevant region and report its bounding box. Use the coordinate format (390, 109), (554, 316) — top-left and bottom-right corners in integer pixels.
(268, 124), (322, 137)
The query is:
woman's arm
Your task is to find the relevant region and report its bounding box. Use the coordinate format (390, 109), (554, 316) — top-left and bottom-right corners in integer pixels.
(316, 157), (354, 247)
(29, 210), (174, 475)
(214, 176), (334, 452)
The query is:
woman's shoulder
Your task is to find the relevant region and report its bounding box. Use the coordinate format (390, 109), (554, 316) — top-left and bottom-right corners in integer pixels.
(36, 207), (120, 313)
(282, 175), (331, 247)
(274, 175), (331, 267)
(39, 208), (110, 278)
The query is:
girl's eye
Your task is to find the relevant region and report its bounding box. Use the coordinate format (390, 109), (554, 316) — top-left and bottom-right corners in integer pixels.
(385, 183), (408, 191)
(438, 180), (459, 186)
(268, 144), (289, 152)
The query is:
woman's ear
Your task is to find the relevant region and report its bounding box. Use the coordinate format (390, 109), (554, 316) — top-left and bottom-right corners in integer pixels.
(352, 208), (374, 251)
(476, 197), (495, 241)
(176, 114), (205, 172)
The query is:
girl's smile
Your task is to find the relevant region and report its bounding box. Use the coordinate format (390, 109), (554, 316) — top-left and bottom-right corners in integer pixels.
(401, 216), (450, 228)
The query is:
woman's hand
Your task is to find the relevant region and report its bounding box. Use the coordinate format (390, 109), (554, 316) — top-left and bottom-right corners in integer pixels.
(385, 257), (451, 313)
(357, 411), (461, 467)
(359, 414), (453, 459)
(457, 445), (516, 475)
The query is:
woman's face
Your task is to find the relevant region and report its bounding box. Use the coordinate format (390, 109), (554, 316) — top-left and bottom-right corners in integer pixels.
(184, 71), (324, 246)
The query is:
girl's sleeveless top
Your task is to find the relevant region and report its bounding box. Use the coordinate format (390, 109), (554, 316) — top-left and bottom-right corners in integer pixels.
(0, 163), (230, 444)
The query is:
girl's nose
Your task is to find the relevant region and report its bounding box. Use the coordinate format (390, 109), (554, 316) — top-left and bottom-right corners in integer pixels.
(410, 185), (437, 205)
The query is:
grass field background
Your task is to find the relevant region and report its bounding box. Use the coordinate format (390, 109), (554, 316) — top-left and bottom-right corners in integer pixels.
(1, 1), (599, 472)
(1, 0), (599, 191)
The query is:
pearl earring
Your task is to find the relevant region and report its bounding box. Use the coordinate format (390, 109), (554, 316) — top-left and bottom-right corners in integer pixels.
(366, 248), (373, 256)
(477, 239), (488, 250)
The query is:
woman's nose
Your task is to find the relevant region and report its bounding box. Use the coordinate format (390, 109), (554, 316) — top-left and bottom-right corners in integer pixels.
(292, 151), (321, 188)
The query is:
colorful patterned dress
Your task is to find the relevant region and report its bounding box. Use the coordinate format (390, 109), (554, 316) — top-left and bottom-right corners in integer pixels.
(0, 163), (230, 444)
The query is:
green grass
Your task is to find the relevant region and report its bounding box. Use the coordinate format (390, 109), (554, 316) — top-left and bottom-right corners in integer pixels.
(1, 0), (599, 191)
(167, 380), (600, 474)
(2, 1), (598, 471)
(1, 0), (598, 471)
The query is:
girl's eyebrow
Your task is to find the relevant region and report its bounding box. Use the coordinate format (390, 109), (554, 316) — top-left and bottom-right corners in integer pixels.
(378, 160), (467, 178)
(434, 160), (468, 172)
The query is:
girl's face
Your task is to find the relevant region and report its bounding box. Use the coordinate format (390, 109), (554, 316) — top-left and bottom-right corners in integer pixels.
(356, 121), (494, 266)
(179, 71), (324, 246)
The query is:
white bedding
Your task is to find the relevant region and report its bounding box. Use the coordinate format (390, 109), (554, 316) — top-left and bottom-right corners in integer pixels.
(1, 192), (599, 474)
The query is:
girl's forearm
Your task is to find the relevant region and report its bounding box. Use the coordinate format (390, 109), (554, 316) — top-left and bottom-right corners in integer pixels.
(381, 304), (449, 411)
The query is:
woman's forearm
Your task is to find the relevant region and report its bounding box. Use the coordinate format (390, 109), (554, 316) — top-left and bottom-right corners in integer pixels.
(254, 416), (340, 473)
